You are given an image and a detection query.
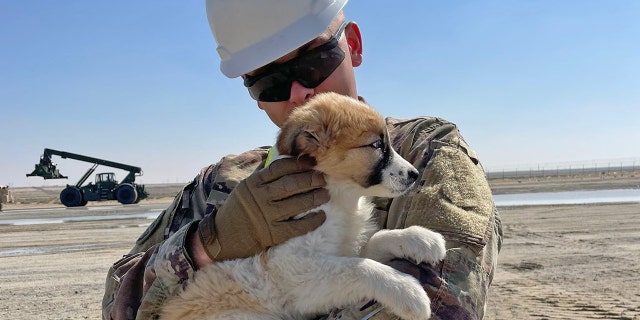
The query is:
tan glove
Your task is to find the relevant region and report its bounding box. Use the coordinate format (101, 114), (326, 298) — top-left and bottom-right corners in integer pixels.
(198, 157), (328, 261)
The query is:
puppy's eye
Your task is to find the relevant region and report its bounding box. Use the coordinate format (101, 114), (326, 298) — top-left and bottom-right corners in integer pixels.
(369, 139), (384, 149)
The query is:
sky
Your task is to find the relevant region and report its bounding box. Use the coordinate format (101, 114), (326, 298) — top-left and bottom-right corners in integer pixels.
(2, 1), (639, 188)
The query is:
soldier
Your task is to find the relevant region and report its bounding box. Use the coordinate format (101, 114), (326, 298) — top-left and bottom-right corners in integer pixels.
(102, 1), (503, 319)
(0, 185), (5, 211)
(0, 185), (13, 211)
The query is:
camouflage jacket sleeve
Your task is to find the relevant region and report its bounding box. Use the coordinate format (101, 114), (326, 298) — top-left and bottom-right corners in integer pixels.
(381, 116), (503, 320)
(101, 148), (268, 320)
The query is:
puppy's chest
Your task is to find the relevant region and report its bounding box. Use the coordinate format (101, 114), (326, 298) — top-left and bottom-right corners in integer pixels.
(310, 201), (374, 256)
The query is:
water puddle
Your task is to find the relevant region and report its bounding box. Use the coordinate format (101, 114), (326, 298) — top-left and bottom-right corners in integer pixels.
(494, 188), (640, 206)
(0, 243), (129, 257)
(0, 210), (161, 226)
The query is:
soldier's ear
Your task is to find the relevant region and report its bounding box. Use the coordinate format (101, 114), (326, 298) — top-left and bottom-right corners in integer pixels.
(345, 22), (362, 67)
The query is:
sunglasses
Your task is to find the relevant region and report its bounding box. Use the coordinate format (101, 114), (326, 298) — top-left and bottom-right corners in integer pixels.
(243, 22), (348, 102)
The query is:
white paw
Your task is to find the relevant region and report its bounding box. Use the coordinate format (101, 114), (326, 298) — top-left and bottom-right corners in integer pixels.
(396, 226), (446, 265)
(365, 226), (446, 265)
(381, 272), (432, 320)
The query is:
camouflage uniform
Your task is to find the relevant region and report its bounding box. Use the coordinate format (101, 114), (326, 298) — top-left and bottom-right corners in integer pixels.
(102, 114), (503, 320)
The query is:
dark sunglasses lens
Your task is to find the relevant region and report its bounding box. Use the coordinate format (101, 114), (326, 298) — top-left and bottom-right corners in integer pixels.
(295, 47), (345, 89)
(246, 45), (345, 102)
(247, 73), (292, 102)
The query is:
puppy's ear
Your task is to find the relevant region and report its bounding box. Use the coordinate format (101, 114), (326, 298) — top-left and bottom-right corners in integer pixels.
(293, 129), (322, 157)
(276, 124), (324, 158)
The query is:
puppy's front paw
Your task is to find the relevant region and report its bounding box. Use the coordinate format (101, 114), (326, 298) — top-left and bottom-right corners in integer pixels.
(381, 272), (432, 320)
(365, 226), (446, 265)
(397, 226), (446, 265)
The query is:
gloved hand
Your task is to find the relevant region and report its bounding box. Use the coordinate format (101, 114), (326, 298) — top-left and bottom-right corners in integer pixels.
(198, 156), (328, 261)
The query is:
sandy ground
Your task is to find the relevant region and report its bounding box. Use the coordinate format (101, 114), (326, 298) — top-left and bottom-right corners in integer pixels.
(1, 176), (639, 319)
(486, 203), (640, 320)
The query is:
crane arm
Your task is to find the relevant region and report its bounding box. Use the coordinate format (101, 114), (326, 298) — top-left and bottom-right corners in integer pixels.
(26, 148), (144, 183)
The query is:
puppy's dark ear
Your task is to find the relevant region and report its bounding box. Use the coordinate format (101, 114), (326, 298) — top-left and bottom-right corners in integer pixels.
(276, 124), (324, 158)
(293, 130), (321, 157)
(276, 125), (300, 156)
(276, 104), (328, 158)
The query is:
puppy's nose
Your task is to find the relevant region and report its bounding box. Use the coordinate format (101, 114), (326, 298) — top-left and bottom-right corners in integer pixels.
(407, 168), (419, 185)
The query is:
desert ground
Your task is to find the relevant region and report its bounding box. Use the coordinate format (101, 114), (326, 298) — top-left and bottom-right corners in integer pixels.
(1, 173), (639, 319)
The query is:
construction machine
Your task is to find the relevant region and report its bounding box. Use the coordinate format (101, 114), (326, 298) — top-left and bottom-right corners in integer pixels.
(26, 148), (149, 207)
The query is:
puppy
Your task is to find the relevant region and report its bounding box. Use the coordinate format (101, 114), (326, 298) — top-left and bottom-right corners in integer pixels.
(161, 92), (446, 320)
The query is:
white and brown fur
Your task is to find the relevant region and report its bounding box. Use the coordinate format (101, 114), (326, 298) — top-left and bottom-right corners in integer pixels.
(161, 92), (446, 320)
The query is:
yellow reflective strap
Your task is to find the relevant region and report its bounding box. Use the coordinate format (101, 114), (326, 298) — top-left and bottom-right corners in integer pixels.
(264, 146), (277, 168)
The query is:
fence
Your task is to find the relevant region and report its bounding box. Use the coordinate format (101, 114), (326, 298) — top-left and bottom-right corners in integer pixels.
(485, 158), (640, 180)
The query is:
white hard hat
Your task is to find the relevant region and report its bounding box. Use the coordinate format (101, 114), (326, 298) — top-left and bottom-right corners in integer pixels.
(206, 0), (349, 78)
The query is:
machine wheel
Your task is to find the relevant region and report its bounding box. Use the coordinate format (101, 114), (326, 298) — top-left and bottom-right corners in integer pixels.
(116, 184), (138, 205)
(60, 186), (84, 207)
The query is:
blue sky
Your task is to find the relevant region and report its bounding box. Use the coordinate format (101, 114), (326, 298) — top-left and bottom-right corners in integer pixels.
(2, 1), (639, 188)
